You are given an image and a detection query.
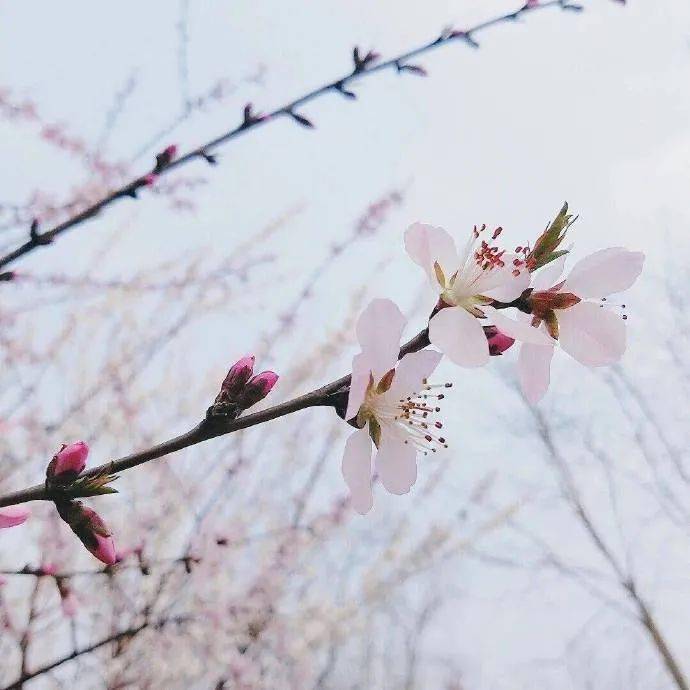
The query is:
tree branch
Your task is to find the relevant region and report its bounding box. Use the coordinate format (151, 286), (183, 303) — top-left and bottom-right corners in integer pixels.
(0, 0), (582, 273)
(2, 616), (191, 690)
(0, 329), (430, 508)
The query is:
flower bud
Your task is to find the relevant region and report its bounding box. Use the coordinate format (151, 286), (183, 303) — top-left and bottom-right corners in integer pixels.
(0, 505), (30, 529)
(142, 173), (158, 187)
(162, 144), (177, 160)
(154, 145), (178, 172)
(237, 371), (279, 409)
(56, 501), (116, 565)
(39, 563), (58, 576)
(47, 441), (88, 482)
(484, 325), (515, 356)
(220, 355), (255, 398)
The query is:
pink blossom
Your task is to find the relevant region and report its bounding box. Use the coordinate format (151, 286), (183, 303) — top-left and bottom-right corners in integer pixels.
(343, 299), (447, 514)
(0, 505), (30, 529)
(484, 326), (515, 356)
(238, 371), (279, 409)
(493, 248), (644, 403)
(162, 144), (177, 160)
(405, 222), (530, 367)
(49, 441), (88, 479)
(221, 355), (256, 397)
(142, 173), (158, 186)
(39, 563), (58, 576)
(88, 532), (117, 566)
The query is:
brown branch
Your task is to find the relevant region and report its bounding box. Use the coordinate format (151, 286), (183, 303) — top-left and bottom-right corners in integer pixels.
(2, 616), (191, 690)
(0, 0), (582, 273)
(0, 329), (430, 508)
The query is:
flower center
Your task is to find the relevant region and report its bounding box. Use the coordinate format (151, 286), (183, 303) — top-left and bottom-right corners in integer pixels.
(362, 379), (451, 455)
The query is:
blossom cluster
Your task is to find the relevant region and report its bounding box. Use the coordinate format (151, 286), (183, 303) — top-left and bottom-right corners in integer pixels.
(0, 203), (644, 551)
(0, 359), (279, 563)
(342, 204), (644, 513)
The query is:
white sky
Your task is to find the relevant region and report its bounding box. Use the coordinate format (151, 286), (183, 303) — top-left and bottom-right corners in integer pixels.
(1, 1), (689, 687)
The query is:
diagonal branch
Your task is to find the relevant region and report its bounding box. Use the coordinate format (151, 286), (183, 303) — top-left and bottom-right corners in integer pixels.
(0, 329), (430, 508)
(0, 0), (583, 274)
(2, 616), (192, 690)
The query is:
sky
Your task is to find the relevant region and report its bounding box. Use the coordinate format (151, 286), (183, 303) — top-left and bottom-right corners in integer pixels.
(1, 1), (689, 687)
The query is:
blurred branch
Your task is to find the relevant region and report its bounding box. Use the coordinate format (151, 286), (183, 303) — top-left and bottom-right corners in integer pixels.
(529, 405), (690, 690)
(0, 329), (430, 508)
(2, 615), (192, 690)
(0, 0), (582, 273)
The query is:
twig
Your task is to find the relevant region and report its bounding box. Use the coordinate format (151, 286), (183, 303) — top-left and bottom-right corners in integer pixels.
(2, 616), (191, 690)
(0, 329), (430, 508)
(0, 1), (582, 272)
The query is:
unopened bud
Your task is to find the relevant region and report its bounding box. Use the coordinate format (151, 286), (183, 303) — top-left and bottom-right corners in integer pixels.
(236, 371), (279, 409)
(38, 563), (58, 576)
(47, 441), (89, 482)
(221, 355), (255, 398)
(154, 144), (178, 172)
(484, 325), (515, 356)
(56, 501), (116, 565)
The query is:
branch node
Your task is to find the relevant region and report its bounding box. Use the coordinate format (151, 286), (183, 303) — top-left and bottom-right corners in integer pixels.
(29, 219), (52, 246)
(286, 109), (315, 129)
(352, 46), (380, 73)
(334, 80), (357, 99)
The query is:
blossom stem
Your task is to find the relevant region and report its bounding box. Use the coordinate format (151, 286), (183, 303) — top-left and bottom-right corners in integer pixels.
(0, 330), (430, 508)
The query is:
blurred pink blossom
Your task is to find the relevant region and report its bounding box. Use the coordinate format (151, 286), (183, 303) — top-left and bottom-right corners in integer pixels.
(0, 505), (30, 529)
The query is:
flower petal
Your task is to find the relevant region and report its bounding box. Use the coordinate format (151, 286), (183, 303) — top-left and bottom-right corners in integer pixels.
(490, 310), (556, 346)
(558, 302), (626, 366)
(404, 223), (458, 285)
(356, 298), (405, 378)
(564, 248), (644, 298)
(429, 306), (489, 367)
(0, 505), (30, 529)
(532, 254), (567, 291)
(518, 343), (554, 404)
(387, 349), (443, 400)
(480, 260), (531, 303)
(375, 436), (417, 495)
(342, 428), (374, 514)
(345, 352), (371, 421)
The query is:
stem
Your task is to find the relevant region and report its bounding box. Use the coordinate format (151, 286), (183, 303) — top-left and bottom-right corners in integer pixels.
(0, 1), (581, 272)
(0, 329), (429, 509)
(2, 616), (191, 690)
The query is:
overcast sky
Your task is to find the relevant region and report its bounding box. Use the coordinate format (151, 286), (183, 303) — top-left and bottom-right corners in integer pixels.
(1, 1), (689, 687)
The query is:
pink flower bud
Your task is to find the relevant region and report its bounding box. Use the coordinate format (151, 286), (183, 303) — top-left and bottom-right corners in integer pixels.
(39, 563), (58, 576)
(221, 355), (255, 398)
(163, 144), (177, 160)
(142, 173), (158, 187)
(49, 441), (88, 480)
(89, 532), (117, 566)
(0, 505), (30, 529)
(484, 325), (515, 356)
(237, 371), (279, 409)
(79, 507), (116, 565)
(56, 502), (117, 565)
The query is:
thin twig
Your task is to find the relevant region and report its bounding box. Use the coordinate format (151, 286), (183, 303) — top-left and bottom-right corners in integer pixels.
(0, 330), (430, 508)
(0, 1), (582, 272)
